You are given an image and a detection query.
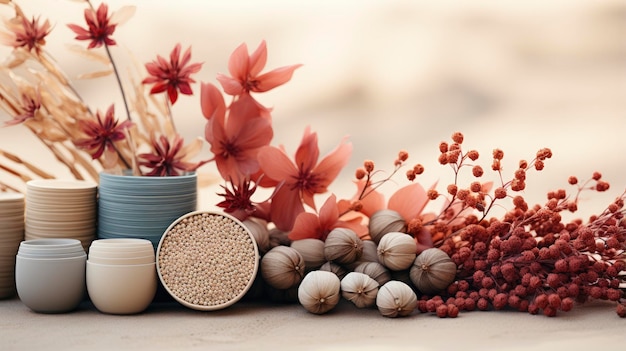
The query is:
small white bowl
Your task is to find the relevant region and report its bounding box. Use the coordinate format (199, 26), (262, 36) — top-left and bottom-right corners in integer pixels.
(87, 255), (155, 265)
(15, 254), (86, 313)
(86, 261), (156, 315)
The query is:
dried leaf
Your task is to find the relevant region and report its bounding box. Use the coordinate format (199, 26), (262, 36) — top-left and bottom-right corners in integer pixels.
(0, 149), (55, 179)
(181, 136), (204, 161)
(43, 141), (85, 180)
(197, 172), (220, 188)
(66, 44), (111, 65)
(77, 69), (113, 79)
(112, 6), (136, 26)
(65, 147), (100, 181)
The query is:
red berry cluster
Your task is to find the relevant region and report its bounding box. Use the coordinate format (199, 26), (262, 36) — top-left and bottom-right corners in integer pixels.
(411, 133), (626, 318)
(351, 132), (625, 318)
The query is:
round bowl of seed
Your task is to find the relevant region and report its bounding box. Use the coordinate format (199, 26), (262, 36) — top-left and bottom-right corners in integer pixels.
(156, 211), (260, 311)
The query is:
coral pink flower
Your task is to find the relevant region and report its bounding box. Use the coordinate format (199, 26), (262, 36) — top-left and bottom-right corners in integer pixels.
(67, 3), (117, 49)
(257, 127), (352, 232)
(75, 105), (132, 159)
(142, 43), (203, 105)
(203, 83), (273, 181)
(138, 134), (198, 176)
(2, 16), (51, 54)
(216, 40), (302, 96)
(289, 194), (367, 241)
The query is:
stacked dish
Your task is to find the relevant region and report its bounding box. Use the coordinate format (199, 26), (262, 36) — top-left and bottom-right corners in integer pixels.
(0, 192), (25, 299)
(25, 179), (98, 252)
(15, 239), (86, 313)
(86, 238), (157, 314)
(97, 172), (197, 248)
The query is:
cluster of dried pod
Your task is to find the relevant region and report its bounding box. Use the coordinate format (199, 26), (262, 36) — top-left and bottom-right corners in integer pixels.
(252, 216), (458, 318)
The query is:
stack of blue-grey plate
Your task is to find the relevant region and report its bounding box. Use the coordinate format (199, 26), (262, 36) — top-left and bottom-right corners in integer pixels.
(97, 172), (197, 249)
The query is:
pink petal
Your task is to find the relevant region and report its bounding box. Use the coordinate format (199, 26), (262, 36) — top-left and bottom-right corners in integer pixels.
(248, 40), (267, 77)
(167, 86), (178, 104)
(388, 183), (428, 222)
(227, 42), (249, 81)
(318, 194), (339, 232)
(270, 186), (305, 232)
(257, 146), (298, 182)
(288, 212), (322, 241)
(169, 43), (182, 67)
(215, 153), (244, 182)
(207, 116), (226, 152)
(226, 95), (265, 135)
(254, 64), (302, 92)
(200, 82), (226, 120)
(294, 126), (319, 173)
(312, 136), (352, 187)
(216, 74), (244, 96)
(232, 117), (273, 150)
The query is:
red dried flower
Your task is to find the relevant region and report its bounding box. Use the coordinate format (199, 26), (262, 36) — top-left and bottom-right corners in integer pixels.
(492, 148), (504, 160)
(138, 134), (198, 176)
(67, 3), (117, 49)
(472, 165), (484, 177)
(4, 16), (51, 54)
(75, 105), (132, 159)
(216, 176), (268, 222)
(4, 91), (42, 126)
(397, 150), (409, 162)
(355, 168), (366, 180)
(413, 164), (424, 175)
(451, 132), (464, 144)
(142, 43), (203, 105)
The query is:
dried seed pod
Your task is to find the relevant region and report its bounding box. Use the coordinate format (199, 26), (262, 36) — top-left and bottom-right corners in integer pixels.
(290, 239), (326, 270)
(269, 228), (291, 248)
(319, 261), (349, 280)
(243, 218), (270, 255)
(410, 248), (457, 295)
(324, 228), (363, 265)
(298, 270), (341, 314)
(377, 232), (417, 271)
(354, 261), (391, 287)
(344, 239), (378, 271)
(369, 209), (406, 243)
(361, 240), (379, 263)
(376, 280), (417, 318)
(341, 272), (379, 308)
(261, 246), (305, 290)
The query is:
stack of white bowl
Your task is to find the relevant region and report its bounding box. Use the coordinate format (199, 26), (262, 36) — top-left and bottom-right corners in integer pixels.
(15, 238), (86, 313)
(0, 192), (25, 299)
(25, 179), (98, 252)
(87, 238), (157, 314)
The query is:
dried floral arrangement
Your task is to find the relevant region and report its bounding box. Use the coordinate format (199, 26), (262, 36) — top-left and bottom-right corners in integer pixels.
(0, 0), (207, 191)
(0, 1), (625, 319)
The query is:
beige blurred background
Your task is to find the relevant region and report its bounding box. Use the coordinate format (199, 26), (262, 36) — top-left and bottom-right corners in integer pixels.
(1, 0), (625, 221)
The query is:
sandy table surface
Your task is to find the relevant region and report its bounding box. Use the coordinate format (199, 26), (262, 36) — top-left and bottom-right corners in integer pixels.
(1, 296), (625, 351)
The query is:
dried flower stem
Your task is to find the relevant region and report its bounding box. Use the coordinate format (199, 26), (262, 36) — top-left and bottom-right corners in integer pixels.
(164, 96), (177, 133)
(0, 149), (55, 179)
(0, 181), (20, 193)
